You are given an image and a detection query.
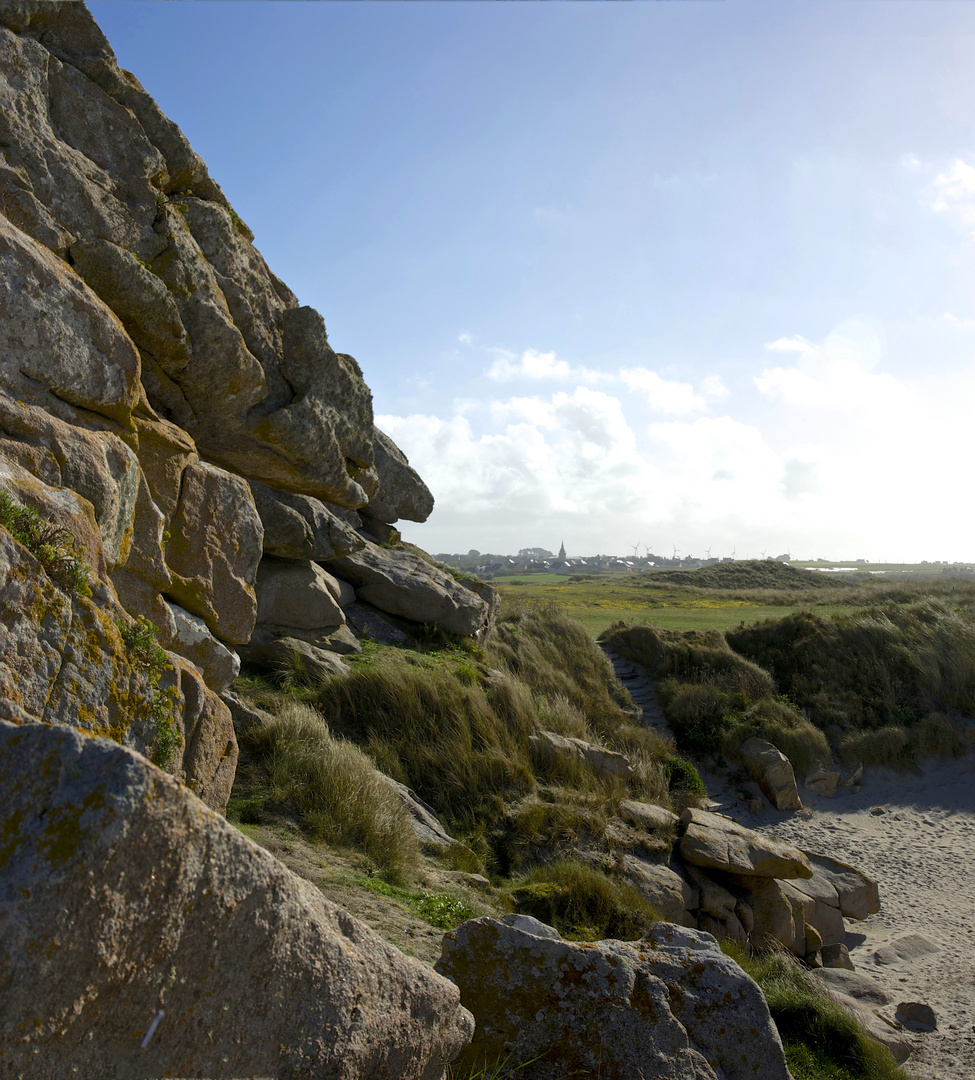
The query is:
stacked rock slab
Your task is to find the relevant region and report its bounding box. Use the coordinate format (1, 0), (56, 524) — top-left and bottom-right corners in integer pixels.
(0, 720), (473, 1079)
(0, 0), (496, 806)
(671, 808), (879, 963)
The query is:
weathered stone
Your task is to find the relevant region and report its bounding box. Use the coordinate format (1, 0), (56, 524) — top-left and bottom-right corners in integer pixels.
(436, 916), (791, 1080)
(821, 943), (855, 969)
(365, 426), (435, 524)
(0, 397), (141, 568)
(255, 557), (347, 631)
(241, 636), (351, 682)
(679, 807), (813, 879)
(682, 863), (750, 947)
(740, 736), (802, 811)
(622, 856), (694, 924)
(0, 719), (474, 1079)
(164, 602), (240, 694)
(169, 656), (238, 810)
(381, 776), (458, 849)
(249, 621), (363, 656)
(344, 600), (409, 644)
(163, 461), (262, 644)
(529, 729), (636, 781)
(70, 237), (191, 374)
(132, 413), (199, 521)
(331, 543), (495, 638)
(788, 863), (847, 945)
(0, 188), (140, 426)
(620, 799), (679, 834)
(0, 450), (109, 586)
(804, 766), (840, 797)
(895, 1001), (937, 1032)
(732, 877), (806, 954)
(250, 478), (365, 561)
(804, 851), (880, 920)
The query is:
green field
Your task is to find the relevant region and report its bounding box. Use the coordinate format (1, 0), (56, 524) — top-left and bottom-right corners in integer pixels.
(490, 561), (974, 637)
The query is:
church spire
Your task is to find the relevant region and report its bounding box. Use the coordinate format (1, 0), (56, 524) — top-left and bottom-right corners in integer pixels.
(558, 540), (566, 561)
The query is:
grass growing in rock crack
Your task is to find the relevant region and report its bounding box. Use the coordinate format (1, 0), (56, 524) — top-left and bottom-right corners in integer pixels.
(0, 488), (91, 595)
(344, 873), (480, 929)
(722, 943), (908, 1080)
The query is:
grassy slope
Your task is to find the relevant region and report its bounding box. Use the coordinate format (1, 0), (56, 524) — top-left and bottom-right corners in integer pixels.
(224, 562), (932, 1080)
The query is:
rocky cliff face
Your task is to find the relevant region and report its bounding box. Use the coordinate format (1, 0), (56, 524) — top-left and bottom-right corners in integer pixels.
(0, 0), (496, 810)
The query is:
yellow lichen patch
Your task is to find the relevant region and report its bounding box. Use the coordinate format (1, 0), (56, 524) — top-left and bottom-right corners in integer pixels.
(36, 786), (107, 868)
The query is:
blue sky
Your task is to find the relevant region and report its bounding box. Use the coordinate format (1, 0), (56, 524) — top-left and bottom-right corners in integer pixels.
(92, 1), (975, 561)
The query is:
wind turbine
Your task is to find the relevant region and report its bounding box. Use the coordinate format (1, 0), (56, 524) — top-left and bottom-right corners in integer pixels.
(760, 548), (768, 560)
(705, 545), (712, 560)
(672, 544), (680, 561)
(643, 542), (651, 558)
(632, 539), (641, 558)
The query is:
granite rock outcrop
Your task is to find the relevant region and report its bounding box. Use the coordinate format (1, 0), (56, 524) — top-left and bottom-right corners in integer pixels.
(0, 0), (496, 809)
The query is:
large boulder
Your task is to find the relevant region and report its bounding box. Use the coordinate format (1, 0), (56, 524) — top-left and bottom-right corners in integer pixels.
(331, 543), (497, 638)
(254, 557), (348, 631)
(436, 915), (791, 1080)
(804, 851), (880, 920)
(365, 426), (435, 525)
(740, 737), (802, 812)
(0, 719), (473, 1079)
(679, 808), (813, 879)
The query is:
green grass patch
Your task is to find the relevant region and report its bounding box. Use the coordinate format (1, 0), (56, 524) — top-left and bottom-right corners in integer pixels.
(345, 873), (479, 929)
(510, 857), (659, 941)
(722, 943), (908, 1080)
(0, 488), (91, 595)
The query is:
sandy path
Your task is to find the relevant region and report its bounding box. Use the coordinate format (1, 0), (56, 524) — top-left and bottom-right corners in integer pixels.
(721, 758), (975, 1078)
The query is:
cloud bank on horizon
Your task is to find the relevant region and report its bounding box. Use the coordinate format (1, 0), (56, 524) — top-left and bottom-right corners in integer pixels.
(384, 294), (975, 562)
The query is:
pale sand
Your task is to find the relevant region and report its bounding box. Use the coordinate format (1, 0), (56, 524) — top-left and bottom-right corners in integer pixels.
(712, 757), (975, 1078)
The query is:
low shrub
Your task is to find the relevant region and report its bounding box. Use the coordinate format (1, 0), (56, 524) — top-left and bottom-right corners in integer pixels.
(238, 701), (420, 877)
(510, 857), (659, 941)
(722, 943), (908, 1080)
(0, 488), (91, 595)
(837, 712), (964, 770)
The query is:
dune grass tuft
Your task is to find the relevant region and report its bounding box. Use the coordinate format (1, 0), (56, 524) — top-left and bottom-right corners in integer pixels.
(234, 700), (420, 877)
(722, 943), (908, 1080)
(510, 857), (659, 941)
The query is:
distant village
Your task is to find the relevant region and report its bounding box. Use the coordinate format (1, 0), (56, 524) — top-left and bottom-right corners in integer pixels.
(436, 543), (792, 577)
(436, 545), (975, 580)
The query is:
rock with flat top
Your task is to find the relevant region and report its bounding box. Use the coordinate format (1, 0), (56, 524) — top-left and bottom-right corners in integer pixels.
(331, 543), (496, 638)
(679, 808), (812, 879)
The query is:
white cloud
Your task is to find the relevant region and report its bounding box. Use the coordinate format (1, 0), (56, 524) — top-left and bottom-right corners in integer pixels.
(458, 331), (472, 345)
(486, 347), (605, 384)
(618, 368), (706, 415)
(755, 318), (902, 411)
(927, 159), (975, 237)
(764, 335), (818, 357)
(701, 374), (729, 398)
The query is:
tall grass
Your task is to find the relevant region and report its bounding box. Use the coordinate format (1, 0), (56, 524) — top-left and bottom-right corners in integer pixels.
(721, 943), (908, 1080)
(236, 701), (420, 876)
(510, 857), (660, 941)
